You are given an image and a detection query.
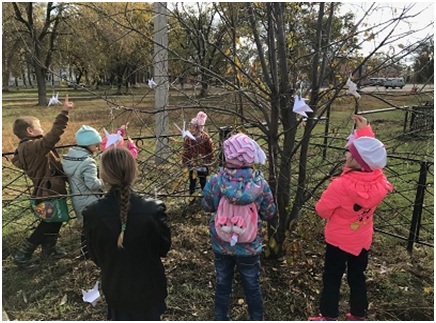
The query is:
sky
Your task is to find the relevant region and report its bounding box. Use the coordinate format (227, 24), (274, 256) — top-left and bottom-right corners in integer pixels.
(341, 2), (434, 58)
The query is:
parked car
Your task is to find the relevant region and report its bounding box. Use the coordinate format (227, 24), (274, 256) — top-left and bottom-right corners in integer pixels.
(365, 77), (386, 86)
(384, 77), (405, 89)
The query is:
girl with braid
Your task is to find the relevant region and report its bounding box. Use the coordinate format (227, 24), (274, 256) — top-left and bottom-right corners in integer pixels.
(83, 147), (171, 321)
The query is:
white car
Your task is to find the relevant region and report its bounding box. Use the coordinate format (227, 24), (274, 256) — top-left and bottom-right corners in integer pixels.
(384, 78), (405, 89)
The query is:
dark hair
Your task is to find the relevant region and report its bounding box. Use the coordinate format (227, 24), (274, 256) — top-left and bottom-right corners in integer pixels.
(13, 116), (39, 139)
(100, 147), (138, 248)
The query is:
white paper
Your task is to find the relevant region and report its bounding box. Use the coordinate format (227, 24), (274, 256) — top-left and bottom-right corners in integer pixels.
(346, 77), (361, 99)
(82, 281), (100, 306)
(174, 121), (196, 140)
(292, 95), (313, 118)
(148, 78), (157, 89)
(103, 128), (122, 148)
(48, 92), (61, 106)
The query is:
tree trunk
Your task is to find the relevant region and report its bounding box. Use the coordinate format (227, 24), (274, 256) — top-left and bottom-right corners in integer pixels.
(35, 64), (48, 106)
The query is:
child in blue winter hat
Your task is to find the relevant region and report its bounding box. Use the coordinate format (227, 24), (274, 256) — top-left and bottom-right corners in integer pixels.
(62, 125), (104, 260)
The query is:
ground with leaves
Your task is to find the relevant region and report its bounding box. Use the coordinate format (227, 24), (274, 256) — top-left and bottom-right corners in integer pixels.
(2, 198), (433, 321)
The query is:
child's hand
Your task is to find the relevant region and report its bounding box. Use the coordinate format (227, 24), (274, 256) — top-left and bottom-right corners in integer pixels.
(127, 136), (134, 144)
(120, 122), (129, 131)
(62, 95), (74, 111)
(352, 115), (368, 129)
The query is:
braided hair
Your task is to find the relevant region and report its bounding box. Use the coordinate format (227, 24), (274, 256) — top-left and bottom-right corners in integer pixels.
(100, 147), (138, 248)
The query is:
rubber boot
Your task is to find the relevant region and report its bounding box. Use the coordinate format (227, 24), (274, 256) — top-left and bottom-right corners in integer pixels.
(40, 235), (67, 260)
(13, 238), (38, 268)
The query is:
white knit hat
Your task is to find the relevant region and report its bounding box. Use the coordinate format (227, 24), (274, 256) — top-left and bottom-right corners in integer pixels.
(349, 137), (387, 171)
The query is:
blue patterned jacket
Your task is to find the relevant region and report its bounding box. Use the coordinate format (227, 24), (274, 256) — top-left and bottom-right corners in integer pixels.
(201, 167), (276, 256)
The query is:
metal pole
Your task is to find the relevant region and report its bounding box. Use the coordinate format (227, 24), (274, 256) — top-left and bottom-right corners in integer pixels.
(407, 161), (429, 252)
(154, 2), (170, 164)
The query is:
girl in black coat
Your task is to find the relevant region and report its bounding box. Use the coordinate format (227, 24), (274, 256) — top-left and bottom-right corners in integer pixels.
(83, 147), (171, 321)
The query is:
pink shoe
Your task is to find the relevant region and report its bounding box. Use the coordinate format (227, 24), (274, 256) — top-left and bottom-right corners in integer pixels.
(308, 314), (336, 321)
(345, 313), (366, 321)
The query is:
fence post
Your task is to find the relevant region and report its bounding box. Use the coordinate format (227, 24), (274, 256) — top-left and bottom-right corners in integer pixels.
(403, 106), (409, 133)
(407, 161), (429, 252)
(218, 126), (233, 166)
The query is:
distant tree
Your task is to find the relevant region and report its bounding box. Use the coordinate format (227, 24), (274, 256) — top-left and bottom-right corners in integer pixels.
(413, 39), (434, 84)
(10, 2), (70, 106)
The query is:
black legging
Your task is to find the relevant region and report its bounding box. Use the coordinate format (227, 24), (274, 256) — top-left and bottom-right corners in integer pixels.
(189, 169), (208, 195)
(28, 221), (62, 246)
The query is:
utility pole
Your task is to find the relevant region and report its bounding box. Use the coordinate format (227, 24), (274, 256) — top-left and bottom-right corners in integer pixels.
(154, 2), (170, 164)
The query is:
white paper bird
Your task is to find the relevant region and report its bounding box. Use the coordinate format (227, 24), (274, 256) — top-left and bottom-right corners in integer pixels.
(103, 128), (122, 148)
(174, 121), (196, 140)
(48, 92), (61, 106)
(148, 78), (157, 89)
(346, 77), (361, 99)
(292, 95), (313, 118)
(82, 281), (100, 307)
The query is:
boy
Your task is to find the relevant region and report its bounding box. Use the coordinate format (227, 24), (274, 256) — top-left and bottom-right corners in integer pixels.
(12, 95), (74, 267)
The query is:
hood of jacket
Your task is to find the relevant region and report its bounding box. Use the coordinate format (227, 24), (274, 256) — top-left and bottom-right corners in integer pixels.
(62, 146), (93, 177)
(218, 167), (264, 205)
(341, 168), (393, 209)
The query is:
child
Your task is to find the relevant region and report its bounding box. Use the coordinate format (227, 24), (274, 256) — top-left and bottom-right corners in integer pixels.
(83, 147), (171, 321)
(100, 123), (138, 158)
(11, 95), (74, 268)
(201, 133), (276, 320)
(309, 115), (393, 321)
(62, 125), (103, 260)
(182, 111), (214, 202)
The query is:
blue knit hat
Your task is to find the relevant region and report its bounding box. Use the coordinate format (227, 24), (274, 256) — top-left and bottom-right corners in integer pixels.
(75, 125), (102, 146)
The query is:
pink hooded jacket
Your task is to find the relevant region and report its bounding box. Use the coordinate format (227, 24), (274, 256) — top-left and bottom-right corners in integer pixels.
(315, 125), (393, 256)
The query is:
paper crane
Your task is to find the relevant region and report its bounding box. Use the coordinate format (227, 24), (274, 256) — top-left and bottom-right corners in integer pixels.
(346, 77), (361, 99)
(103, 128), (123, 148)
(82, 281), (100, 306)
(148, 78), (157, 89)
(292, 95), (313, 118)
(174, 121), (196, 140)
(48, 92), (61, 106)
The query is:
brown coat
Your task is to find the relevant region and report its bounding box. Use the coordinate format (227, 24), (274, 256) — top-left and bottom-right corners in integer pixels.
(12, 112), (69, 198)
(182, 131), (214, 166)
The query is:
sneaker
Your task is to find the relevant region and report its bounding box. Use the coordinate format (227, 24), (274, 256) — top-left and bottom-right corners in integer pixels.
(309, 314), (336, 321)
(345, 313), (366, 321)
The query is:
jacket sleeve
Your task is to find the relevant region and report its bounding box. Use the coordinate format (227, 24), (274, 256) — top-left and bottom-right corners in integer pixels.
(257, 180), (276, 221)
(201, 174), (220, 212)
(155, 201), (171, 257)
(127, 141), (138, 159)
(204, 135), (214, 163)
(182, 138), (191, 165)
(38, 112), (69, 155)
(355, 125), (375, 138)
(315, 178), (344, 219)
(82, 159), (103, 192)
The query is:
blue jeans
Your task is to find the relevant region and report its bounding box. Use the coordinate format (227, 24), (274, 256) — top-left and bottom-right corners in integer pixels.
(214, 253), (264, 321)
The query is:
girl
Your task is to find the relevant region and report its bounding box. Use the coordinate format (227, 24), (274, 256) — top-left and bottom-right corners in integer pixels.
(83, 147), (171, 321)
(202, 133), (276, 320)
(182, 111), (214, 202)
(309, 115), (393, 321)
(62, 125), (103, 260)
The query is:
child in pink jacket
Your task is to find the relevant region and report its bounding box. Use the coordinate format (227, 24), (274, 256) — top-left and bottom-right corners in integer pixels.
(309, 115), (393, 321)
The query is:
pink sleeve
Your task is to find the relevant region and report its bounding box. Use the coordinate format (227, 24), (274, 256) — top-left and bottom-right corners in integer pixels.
(116, 127), (125, 137)
(127, 141), (138, 159)
(315, 178), (344, 219)
(355, 125), (375, 138)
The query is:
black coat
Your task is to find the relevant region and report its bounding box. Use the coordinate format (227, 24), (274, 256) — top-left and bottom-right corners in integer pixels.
(83, 190), (171, 312)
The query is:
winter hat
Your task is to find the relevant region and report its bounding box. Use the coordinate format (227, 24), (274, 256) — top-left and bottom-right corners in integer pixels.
(75, 125), (102, 146)
(223, 133), (266, 168)
(348, 137), (387, 171)
(190, 111), (208, 128)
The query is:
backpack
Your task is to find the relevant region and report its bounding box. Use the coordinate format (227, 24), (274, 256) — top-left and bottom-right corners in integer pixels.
(214, 197), (259, 246)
